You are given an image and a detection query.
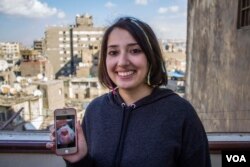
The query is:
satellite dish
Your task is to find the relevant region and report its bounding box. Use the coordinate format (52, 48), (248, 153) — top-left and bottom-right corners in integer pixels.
(43, 77), (48, 82)
(37, 74), (43, 80)
(14, 83), (22, 92)
(0, 85), (10, 94)
(9, 88), (17, 95)
(27, 78), (32, 83)
(0, 60), (8, 71)
(16, 76), (22, 83)
(33, 89), (42, 96)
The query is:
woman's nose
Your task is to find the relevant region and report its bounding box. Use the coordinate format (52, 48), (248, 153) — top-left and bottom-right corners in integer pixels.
(117, 52), (130, 66)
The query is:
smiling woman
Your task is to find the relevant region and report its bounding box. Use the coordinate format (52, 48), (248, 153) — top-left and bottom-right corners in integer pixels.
(1, 0), (250, 166)
(46, 16), (211, 167)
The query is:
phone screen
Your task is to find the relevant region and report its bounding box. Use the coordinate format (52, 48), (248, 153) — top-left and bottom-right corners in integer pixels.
(56, 115), (76, 149)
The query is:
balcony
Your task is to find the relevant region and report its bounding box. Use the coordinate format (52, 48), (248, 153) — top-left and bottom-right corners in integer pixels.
(0, 131), (250, 167)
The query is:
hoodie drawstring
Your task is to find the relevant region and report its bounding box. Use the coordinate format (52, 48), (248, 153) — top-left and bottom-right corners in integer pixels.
(114, 103), (135, 167)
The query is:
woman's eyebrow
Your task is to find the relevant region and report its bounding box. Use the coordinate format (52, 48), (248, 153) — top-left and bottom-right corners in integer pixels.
(107, 45), (118, 48)
(107, 43), (139, 48)
(127, 43), (139, 47)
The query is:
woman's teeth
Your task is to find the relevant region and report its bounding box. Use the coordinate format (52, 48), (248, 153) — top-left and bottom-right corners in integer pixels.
(118, 71), (134, 77)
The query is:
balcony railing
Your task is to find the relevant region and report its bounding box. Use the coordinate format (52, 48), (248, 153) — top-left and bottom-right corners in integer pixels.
(0, 131), (250, 167)
(0, 131), (250, 153)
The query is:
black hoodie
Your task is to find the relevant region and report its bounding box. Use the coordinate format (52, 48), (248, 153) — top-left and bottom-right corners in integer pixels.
(66, 87), (211, 167)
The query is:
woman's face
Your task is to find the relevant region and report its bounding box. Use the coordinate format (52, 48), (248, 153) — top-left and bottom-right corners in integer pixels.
(106, 28), (149, 91)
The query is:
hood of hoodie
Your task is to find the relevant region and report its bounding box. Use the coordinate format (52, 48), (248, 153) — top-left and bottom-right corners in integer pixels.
(107, 87), (176, 109)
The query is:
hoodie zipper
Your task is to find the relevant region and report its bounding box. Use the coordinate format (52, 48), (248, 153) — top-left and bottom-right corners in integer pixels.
(114, 103), (135, 167)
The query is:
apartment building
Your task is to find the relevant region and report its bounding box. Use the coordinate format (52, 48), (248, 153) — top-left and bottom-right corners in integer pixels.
(44, 14), (105, 78)
(19, 49), (54, 79)
(32, 80), (65, 112)
(60, 76), (108, 112)
(0, 92), (43, 130)
(0, 70), (16, 86)
(160, 39), (186, 73)
(163, 52), (186, 73)
(33, 40), (43, 55)
(0, 45), (3, 59)
(62, 77), (107, 99)
(0, 42), (21, 67)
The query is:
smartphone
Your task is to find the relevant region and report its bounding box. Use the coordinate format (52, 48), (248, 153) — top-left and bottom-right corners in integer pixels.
(54, 108), (77, 155)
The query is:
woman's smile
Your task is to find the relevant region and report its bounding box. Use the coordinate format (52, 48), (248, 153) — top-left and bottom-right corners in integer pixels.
(117, 71), (135, 77)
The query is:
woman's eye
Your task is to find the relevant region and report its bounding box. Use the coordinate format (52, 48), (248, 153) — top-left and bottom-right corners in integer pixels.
(130, 48), (142, 54)
(107, 50), (119, 56)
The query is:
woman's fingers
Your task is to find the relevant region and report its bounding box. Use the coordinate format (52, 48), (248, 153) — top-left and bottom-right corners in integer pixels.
(49, 125), (56, 141)
(76, 120), (88, 155)
(76, 121), (84, 142)
(46, 142), (56, 152)
(46, 142), (54, 149)
(46, 125), (56, 151)
(50, 133), (55, 141)
(49, 125), (55, 134)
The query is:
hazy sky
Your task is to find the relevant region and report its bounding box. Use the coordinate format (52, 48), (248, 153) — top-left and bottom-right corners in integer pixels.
(0, 0), (187, 47)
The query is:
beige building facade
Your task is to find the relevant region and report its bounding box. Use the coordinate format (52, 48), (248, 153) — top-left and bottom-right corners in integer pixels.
(19, 49), (54, 79)
(186, 0), (250, 132)
(0, 45), (3, 58)
(163, 52), (186, 73)
(0, 94), (43, 130)
(44, 14), (105, 78)
(33, 80), (65, 111)
(161, 39), (186, 73)
(61, 76), (108, 112)
(0, 42), (21, 67)
(33, 40), (43, 55)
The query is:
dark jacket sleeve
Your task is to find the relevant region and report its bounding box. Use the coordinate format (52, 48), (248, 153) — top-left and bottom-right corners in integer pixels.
(178, 103), (211, 167)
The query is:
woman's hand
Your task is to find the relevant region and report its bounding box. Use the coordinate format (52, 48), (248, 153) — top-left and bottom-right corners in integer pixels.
(46, 120), (88, 163)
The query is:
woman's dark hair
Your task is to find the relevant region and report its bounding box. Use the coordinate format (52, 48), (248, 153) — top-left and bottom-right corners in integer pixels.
(98, 16), (168, 89)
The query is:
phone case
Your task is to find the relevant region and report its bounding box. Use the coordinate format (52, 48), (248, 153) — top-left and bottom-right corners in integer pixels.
(54, 108), (77, 155)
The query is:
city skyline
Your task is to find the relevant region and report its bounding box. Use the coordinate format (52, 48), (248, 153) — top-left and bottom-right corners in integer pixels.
(0, 0), (187, 47)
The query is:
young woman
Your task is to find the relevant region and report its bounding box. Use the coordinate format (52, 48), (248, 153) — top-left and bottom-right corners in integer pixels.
(47, 17), (211, 167)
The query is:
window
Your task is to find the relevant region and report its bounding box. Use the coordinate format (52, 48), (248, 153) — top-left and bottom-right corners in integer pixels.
(89, 45), (93, 50)
(238, 0), (250, 28)
(0, 112), (5, 122)
(41, 89), (47, 98)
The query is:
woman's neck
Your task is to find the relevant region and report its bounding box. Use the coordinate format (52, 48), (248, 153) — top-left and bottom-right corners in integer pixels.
(118, 85), (153, 106)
